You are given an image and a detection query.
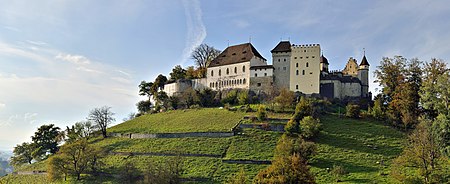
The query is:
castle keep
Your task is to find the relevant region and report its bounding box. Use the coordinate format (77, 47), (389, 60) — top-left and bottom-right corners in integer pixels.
(164, 41), (370, 99)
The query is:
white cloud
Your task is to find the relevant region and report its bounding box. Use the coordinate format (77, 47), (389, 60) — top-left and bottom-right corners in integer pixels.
(181, 0), (207, 65)
(0, 103), (5, 109)
(55, 53), (91, 65)
(26, 40), (47, 46)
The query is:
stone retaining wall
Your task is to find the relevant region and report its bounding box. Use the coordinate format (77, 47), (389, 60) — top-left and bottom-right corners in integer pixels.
(222, 159), (271, 165)
(109, 131), (234, 139)
(239, 123), (285, 132)
(111, 151), (222, 158)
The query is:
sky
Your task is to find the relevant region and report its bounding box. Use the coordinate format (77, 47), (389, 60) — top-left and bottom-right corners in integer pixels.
(1, 0), (450, 151)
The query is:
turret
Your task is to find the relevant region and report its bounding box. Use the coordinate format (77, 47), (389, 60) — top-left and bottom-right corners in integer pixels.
(320, 54), (329, 75)
(357, 53), (370, 98)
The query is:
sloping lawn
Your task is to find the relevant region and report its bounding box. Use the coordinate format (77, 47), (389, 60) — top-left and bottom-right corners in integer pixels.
(225, 128), (282, 160)
(109, 108), (244, 134)
(311, 115), (405, 183)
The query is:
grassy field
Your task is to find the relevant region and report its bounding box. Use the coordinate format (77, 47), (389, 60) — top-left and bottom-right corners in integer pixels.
(2, 109), (408, 184)
(310, 115), (405, 183)
(90, 136), (231, 155)
(225, 129), (282, 160)
(109, 108), (244, 134)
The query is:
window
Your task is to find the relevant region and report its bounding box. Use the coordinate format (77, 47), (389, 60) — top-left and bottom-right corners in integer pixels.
(306, 56), (309, 59)
(306, 62), (309, 67)
(264, 73), (267, 76)
(239, 79), (242, 84)
(296, 63), (298, 67)
(219, 69), (221, 76)
(243, 78), (246, 84)
(296, 85), (299, 89)
(284, 59), (286, 62)
(257, 83), (262, 87)
(294, 57), (297, 59)
(304, 50), (307, 52)
(283, 67), (286, 70)
(302, 70), (305, 75)
(234, 67), (237, 73)
(312, 56), (315, 58)
(242, 66), (246, 72)
(278, 67), (280, 70)
(300, 57), (303, 59)
(255, 73), (258, 77)
(310, 72), (313, 75)
(296, 70), (299, 75)
(226, 68), (229, 75)
(278, 59), (280, 62)
(211, 70), (214, 77)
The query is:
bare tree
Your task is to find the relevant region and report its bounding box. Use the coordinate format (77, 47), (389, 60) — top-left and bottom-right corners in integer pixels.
(88, 106), (115, 138)
(191, 43), (220, 69)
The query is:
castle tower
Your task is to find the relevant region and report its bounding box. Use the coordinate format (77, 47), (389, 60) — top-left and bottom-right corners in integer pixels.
(357, 53), (370, 98)
(290, 44), (321, 94)
(271, 41), (292, 90)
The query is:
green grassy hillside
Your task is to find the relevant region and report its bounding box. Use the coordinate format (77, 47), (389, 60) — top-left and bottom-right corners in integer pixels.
(109, 108), (244, 134)
(1, 109), (406, 184)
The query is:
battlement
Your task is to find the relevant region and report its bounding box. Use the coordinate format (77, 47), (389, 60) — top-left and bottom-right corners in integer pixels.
(291, 44), (320, 49)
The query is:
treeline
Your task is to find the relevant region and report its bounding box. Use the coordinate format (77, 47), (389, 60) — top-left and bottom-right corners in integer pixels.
(10, 106), (115, 181)
(373, 57), (450, 183)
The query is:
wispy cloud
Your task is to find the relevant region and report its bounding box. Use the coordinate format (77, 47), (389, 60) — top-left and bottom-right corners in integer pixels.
(181, 0), (206, 65)
(55, 53), (91, 65)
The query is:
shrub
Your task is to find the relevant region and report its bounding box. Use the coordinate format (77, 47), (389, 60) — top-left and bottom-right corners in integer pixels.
(300, 116), (322, 139)
(238, 90), (249, 105)
(330, 165), (348, 182)
(346, 104), (360, 118)
(285, 119), (300, 134)
(257, 105), (267, 121)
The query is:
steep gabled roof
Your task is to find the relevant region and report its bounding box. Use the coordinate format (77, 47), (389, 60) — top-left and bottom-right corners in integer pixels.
(209, 43), (266, 67)
(359, 55), (370, 66)
(320, 54), (329, 64)
(271, 41), (292, 53)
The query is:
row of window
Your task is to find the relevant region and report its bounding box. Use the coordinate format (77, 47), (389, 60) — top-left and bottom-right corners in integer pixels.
(211, 66), (246, 77)
(295, 70), (314, 75)
(254, 73), (268, 77)
(277, 56), (315, 62)
(210, 78), (247, 88)
(295, 62), (309, 68)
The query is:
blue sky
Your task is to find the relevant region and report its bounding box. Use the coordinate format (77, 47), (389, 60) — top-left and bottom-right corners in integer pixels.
(1, 0), (449, 151)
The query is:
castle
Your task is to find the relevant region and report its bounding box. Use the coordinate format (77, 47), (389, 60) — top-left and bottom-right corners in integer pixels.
(164, 41), (370, 99)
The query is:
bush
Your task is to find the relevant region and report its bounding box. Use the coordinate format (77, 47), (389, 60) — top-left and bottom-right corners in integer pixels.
(330, 165), (348, 182)
(238, 90), (249, 105)
(300, 116), (322, 139)
(346, 104), (360, 118)
(285, 119), (300, 134)
(257, 105), (267, 121)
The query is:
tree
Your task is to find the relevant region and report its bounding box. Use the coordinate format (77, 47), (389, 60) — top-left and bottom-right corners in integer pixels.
(420, 58), (447, 119)
(136, 100), (153, 114)
(392, 119), (448, 183)
(345, 104), (360, 119)
(300, 116), (322, 139)
(254, 135), (316, 183)
(432, 114), (450, 157)
(31, 124), (63, 159)
(190, 43), (221, 77)
(227, 168), (247, 184)
(88, 106), (115, 138)
(138, 81), (154, 100)
(47, 154), (70, 181)
(10, 142), (36, 167)
(256, 105), (267, 121)
(169, 65), (186, 81)
(185, 66), (199, 79)
(237, 90), (249, 105)
(153, 74), (168, 92)
(178, 87), (199, 109)
(65, 121), (95, 143)
(48, 139), (104, 181)
(274, 88), (295, 112)
(155, 91), (170, 111)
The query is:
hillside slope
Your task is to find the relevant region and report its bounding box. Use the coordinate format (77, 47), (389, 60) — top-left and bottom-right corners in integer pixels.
(1, 110), (406, 183)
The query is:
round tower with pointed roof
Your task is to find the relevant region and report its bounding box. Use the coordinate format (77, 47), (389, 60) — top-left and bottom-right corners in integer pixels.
(357, 52), (370, 98)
